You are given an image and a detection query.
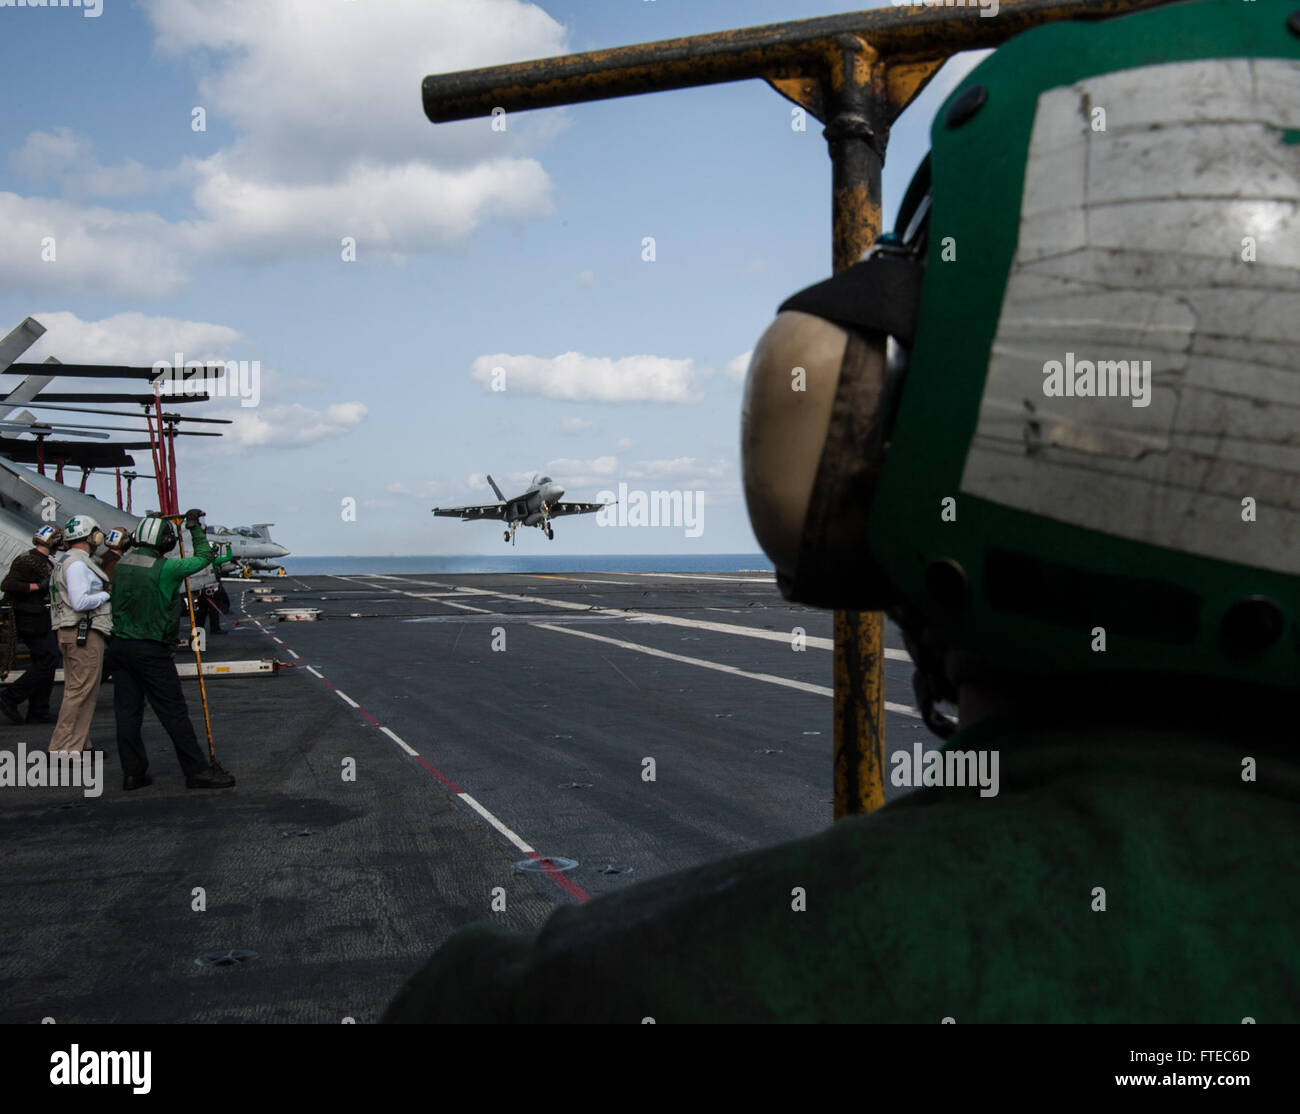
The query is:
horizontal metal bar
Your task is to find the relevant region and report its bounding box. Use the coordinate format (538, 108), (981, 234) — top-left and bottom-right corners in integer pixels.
(423, 0), (1175, 122)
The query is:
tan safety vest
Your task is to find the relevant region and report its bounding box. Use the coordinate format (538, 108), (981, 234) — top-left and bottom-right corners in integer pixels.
(51, 548), (113, 636)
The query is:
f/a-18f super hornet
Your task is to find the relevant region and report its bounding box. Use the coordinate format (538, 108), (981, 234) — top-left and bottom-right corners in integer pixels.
(432, 473), (611, 544)
(204, 523), (290, 575)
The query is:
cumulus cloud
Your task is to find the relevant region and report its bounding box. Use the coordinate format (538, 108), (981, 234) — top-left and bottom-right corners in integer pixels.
(0, 1), (569, 296)
(186, 154), (552, 262)
(725, 350), (753, 382)
(224, 401), (367, 448)
(471, 352), (700, 403)
(143, 0), (569, 179)
(21, 311), (244, 365)
(10, 129), (176, 199)
(0, 193), (192, 298)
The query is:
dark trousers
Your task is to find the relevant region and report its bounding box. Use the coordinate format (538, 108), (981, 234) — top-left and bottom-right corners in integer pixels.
(108, 637), (209, 778)
(202, 600), (223, 634)
(8, 628), (59, 716)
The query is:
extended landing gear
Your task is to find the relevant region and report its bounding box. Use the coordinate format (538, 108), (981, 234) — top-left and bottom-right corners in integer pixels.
(545, 524), (554, 540)
(504, 521), (519, 545)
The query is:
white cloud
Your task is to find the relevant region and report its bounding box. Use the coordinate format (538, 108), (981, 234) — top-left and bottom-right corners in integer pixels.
(143, 0), (569, 179)
(0, 1), (569, 296)
(725, 350), (753, 382)
(10, 129), (175, 199)
(186, 154), (553, 261)
(0, 193), (192, 298)
(471, 352), (700, 403)
(21, 311), (244, 365)
(223, 402), (367, 448)
(574, 269), (596, 286)
(467, 470), (530, 493)
(561, 416), (593, 434)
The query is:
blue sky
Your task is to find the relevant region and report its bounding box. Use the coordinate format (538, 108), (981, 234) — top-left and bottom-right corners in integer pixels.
(0, 0), (984, 557)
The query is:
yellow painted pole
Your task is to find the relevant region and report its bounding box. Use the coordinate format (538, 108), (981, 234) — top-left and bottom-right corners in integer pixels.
(826, 36), (888, 818)
(171, 517), (218, 767)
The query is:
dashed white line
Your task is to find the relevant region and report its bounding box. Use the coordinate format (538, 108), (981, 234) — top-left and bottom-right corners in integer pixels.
(458, 793), (535, 855)
(335, 690), (360, 708)
(380, 725), (419, 757)
(305, 665), (323, 679)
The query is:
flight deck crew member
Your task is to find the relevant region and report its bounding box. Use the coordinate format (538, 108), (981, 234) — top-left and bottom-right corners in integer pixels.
(109, 510), (235, 791)
(384, 0), (1300, 1023)
(199, 584), (225, 635)
(100, 528), (130, 581)
(48, 515), (112, 757)
(0, 524), (64, 725)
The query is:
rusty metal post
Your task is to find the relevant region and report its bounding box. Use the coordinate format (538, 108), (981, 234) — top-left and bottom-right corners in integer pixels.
(824, 36), (889, 819)
(417, 0), (1183, 823)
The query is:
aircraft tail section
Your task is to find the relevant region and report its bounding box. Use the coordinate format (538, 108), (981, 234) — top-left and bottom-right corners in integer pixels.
(486, 475), (506, 502)
(251, 523), (276, 542)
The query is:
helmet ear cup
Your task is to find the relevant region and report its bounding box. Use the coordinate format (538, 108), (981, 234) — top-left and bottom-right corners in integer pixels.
(742, 314), (904, 609)
(780, 328), (900, 610)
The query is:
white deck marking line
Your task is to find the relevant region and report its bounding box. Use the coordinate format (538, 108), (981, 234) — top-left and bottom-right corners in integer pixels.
(639, 572), (774, 583)
(435, 599), (499, 614)
(532, 622), (921, 718)
(458, 793), (536, 855)
(305, 665), (323, 679)
(286, 648), (301, 659)
(335, 689), (360, 708)
(530, 574), (647, 586)
(380, 725), (419, 757)
(411, 582), (911, 659)
(338, 574), (914, 660)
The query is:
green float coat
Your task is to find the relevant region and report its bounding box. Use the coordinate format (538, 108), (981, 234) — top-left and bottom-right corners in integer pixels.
(384, 714), (1299, 1023)
(110, 525), (218, 642)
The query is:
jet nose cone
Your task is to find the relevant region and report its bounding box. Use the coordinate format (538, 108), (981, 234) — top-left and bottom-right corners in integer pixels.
(271, 545), (289, 557)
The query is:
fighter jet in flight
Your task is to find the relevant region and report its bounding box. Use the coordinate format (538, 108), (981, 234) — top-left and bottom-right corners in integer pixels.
(432, 473), (610, 544)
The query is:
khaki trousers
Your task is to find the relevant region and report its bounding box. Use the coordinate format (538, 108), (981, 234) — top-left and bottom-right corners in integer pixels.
(49, 628), (107, 754)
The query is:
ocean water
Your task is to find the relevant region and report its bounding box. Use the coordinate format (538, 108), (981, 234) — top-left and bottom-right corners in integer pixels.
(281, 553), (775, 576)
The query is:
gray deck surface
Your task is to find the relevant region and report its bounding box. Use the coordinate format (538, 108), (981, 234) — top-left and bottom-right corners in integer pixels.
(0, 571), (933, 1022)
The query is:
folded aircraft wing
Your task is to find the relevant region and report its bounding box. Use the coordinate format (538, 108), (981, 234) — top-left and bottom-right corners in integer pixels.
(432, 504), (509, 521)
(548, 501), (611, 517)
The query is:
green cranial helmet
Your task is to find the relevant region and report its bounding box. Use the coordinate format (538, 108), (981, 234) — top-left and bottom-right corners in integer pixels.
(135, 515), (176, 551)
(742, 0), (1300, 707)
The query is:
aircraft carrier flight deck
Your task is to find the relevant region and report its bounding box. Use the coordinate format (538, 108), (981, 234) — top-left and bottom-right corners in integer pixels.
(0, 569), (929, 1024)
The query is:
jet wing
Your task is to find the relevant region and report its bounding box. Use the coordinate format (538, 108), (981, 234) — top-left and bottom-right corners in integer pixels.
(432, 504), (509, 521)
(548, 501), (611, 517)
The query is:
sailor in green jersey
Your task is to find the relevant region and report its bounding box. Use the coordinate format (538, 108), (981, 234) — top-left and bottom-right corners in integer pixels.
(109, 509), (237, 791)
(385, 0), (1300, 1023)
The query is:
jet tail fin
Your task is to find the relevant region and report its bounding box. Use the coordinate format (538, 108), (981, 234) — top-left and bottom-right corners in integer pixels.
(251, 523), (275, 541)
(486, 474), (506, 503)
